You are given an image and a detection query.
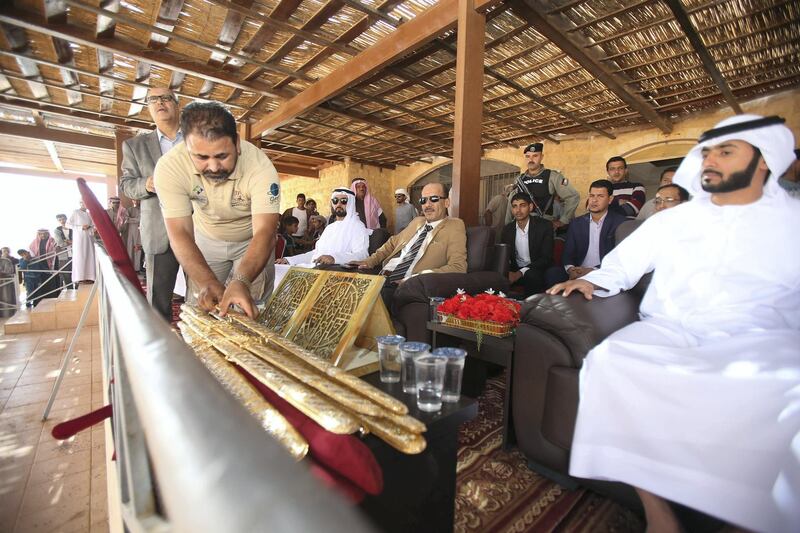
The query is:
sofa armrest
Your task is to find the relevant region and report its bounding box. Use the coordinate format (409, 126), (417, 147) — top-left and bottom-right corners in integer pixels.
(520, 292), (641, 367)
(393, 271), (510, 307)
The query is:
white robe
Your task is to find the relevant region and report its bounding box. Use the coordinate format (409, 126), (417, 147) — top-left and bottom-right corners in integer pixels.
(571, 192), (800, 532)
(67, 209), (96, 282)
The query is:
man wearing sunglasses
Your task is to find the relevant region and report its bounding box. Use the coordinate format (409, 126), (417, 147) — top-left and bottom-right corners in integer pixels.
(120, 87), (183, 322)
(277, 188), (370, 267)
(350, 183), (466, 306)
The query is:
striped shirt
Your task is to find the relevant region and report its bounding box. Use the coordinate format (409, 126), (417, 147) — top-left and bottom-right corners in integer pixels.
(610, 180), (646, 218)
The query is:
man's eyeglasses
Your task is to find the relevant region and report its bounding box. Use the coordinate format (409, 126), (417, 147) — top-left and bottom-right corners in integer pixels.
(331, 197), (348, 205)
(419, 195), (447, 205)
(654, 197), (680, 205)
(145, 95), (176, 105)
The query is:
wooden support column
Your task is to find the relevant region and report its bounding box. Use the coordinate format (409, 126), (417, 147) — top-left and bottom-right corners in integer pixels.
(450, 0), (484, 225)
(114, 129), (135, 205)
(238, 121), (252, 143)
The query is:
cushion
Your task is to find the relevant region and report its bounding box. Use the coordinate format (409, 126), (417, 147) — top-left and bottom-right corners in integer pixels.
(236, 365), (384, 496)
(466, 226), (493, 272)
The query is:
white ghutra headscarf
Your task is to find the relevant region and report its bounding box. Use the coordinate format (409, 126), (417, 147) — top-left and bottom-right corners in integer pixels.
(286, 188), (371, 265)
(673, 114), (796, 200)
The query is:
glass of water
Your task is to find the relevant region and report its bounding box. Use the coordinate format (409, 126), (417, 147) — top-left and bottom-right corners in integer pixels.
(376, 335), (405, 383)
(432, 347), (467, 402)
(399, 342), (430, 394)
(414, 355), (447, 412)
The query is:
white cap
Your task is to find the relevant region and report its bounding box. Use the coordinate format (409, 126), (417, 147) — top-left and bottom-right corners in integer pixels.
(394, 188), (407, 196)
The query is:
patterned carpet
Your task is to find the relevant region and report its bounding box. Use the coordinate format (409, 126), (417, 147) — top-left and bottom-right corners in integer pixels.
(455, 378), (644, 533)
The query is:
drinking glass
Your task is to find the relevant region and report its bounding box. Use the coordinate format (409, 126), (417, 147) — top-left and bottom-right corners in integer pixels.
(432, 347), (467, 402)
(399, 342), (430, 394)
(414, 355), (447, 412)
(376, 335), (405, 383)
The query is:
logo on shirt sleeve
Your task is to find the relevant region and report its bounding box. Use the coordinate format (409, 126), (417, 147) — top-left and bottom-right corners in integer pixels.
(268, 182), (280, 204)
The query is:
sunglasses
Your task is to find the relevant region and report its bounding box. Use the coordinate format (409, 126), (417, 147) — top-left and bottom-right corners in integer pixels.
(145, 95), (175, 105)
(331, 197), (349, 205)
(419, 195), (447, 205)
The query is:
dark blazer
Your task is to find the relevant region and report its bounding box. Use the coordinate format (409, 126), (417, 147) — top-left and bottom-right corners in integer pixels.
(561, 210), (627, 268)
(501, 217), (553, 272)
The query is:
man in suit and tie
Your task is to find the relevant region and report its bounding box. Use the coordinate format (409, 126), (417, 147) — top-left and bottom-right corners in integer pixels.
(119, 87), (183, 322)
(501, 193), (553, 297)
(351, 182), (467, 309)
(545, 179), (627, 287)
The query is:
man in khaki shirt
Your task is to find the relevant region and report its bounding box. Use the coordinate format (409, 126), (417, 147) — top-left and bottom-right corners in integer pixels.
(154, 102), (279, 318)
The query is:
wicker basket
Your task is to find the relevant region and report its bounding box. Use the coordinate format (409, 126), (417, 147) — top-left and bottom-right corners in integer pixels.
(437, 312), (514, 337)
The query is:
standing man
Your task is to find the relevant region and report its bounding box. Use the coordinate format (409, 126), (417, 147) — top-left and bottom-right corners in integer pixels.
(282, 193), (308, 240)
(637, 167), (678, 220)
(605, 156), (646, 218)
(67, 200), (95, 284)
(545, 179), (627, 287)
(54, 214), (72, 287)
(501, 193), (553, 297)
(506, 143), (580, 229)
(120, 87), (183, 322)
(154, 101), (279, 318)
(351, 178), (387, 229)
(105, 196), (126, 236)
(125, 200), (143, 272)
(484, 183), (514, 241)
(547, 115), (800, 532)
(393, 188), (417, 233)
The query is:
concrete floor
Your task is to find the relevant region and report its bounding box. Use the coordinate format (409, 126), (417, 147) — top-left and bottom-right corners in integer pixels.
(0, 325), (109, 533)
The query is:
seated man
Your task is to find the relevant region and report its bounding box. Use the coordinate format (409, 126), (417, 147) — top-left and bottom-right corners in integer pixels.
(778, 148), (799, 198)
(652, 182), (689, 213)
(351, 182), (466, 308)
(545, 179), (626, 287)
(277, 188), (370, 266)
(605, 156), (646, 218)
(502, 193), (553, 297)
(547, 115), (800, 532)
(154, 101), (279, 318)
(637, 167), (678, 220)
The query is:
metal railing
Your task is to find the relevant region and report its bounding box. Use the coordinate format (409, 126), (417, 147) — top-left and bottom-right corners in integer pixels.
(15, 248), (73, 305)
(94, 246), (373, 532)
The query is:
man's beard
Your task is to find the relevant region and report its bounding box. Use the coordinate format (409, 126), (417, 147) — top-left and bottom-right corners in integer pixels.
(334, 207), (346, 218)
(701, 151), (761, 193)
(203, 169), (232, 182)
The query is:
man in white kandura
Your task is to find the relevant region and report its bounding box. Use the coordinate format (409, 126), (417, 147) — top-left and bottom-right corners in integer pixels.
(67, 200), (96, 284)
(277, 188), (370, 267)
(548, 114), (800, 533)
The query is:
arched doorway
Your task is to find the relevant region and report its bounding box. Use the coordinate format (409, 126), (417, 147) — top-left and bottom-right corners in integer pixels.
(622, 140), (695, 199)
(408, 159), (521, 220)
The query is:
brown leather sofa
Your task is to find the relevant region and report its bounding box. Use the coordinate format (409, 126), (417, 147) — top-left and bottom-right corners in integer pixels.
(390, 226), (511, 343)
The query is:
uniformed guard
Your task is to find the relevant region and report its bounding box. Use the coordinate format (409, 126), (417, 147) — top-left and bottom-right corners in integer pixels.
(505, 143), (580, 230)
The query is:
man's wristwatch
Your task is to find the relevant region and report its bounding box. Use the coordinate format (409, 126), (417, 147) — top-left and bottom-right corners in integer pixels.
(231, 272), (252, 290)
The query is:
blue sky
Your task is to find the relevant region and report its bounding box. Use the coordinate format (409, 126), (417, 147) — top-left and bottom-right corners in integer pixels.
(0, 173), (107, 254)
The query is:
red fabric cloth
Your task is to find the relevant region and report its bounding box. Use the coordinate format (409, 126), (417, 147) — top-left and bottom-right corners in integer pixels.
(76, 179), (144, 295)
(51, 404), (112, 439)
(235, 365), (384, 496)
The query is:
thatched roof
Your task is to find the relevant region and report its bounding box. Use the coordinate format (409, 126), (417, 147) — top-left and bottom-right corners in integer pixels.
(0, 0), (797, 175)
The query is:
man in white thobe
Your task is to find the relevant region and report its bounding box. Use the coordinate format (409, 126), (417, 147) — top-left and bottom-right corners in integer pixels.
(67, 200), (96, 283)
(277, 188), (371, 268)
(548, 114), (800, 533)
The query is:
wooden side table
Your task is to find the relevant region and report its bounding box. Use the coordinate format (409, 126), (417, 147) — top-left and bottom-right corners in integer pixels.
(427, 321), (516, 448)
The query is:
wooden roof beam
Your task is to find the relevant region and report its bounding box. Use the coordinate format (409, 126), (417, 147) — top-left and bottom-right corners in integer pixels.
(42, 1), (82, 106)
(511, 0), (673, 133)
(272, 162), (319, 179)
(43, 140), (65, 172)
(0, 93), (152, 130)
(664, 0), (742, 114)
(261, 139), (396, 169)
(148, 0), (185, 49)
(0, 8), (293, 99)
(251, 0), (501, 138)
(0, 23), (49, 100)
(0, 122), (115, 149)
(274, 127), (414, 164)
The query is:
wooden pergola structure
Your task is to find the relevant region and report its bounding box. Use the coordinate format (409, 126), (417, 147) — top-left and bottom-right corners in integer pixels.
(0, 0), (797, 220)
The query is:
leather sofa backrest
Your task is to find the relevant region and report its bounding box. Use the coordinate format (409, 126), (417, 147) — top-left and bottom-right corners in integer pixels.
(369, 228), (391, 255)
(466, 226), (494, 272)
(615, 220), (652, 297)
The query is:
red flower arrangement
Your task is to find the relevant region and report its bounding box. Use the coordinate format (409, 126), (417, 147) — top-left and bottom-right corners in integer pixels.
(437, 290), (522, 326)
